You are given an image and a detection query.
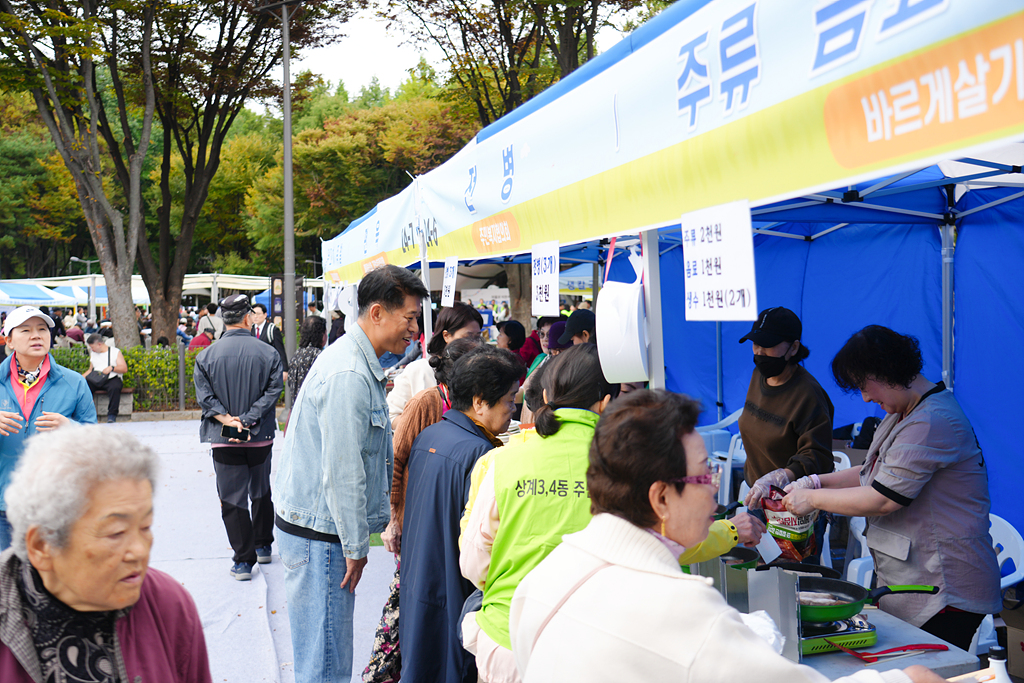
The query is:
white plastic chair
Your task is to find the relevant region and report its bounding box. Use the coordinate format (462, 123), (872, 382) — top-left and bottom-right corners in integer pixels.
(845, 517), (873, 587)
(710, 450), (733, 506)
(832, 451), (852, 471)
(971, 514), (1024, 654)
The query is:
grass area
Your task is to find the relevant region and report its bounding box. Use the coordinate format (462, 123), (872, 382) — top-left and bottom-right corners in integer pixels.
(370, 533), (383, 547)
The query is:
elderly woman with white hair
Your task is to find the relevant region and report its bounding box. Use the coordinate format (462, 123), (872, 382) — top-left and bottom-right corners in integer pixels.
(0, 426), (212, 682)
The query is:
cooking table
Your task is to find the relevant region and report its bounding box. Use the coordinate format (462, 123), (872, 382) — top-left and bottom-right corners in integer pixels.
(802, 608), (979, 679)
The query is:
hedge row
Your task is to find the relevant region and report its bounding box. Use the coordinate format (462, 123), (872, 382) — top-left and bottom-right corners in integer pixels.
(51, 346), (201, 412)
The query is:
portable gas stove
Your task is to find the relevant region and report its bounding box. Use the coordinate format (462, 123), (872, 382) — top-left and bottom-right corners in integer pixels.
(801, 614), (878, 655)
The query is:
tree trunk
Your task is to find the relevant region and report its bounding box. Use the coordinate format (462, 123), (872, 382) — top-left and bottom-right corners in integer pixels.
(505, 263), (532, 327)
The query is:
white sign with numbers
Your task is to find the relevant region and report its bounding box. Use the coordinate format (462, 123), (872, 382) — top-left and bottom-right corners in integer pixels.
(531, 240), (559, 317)
(681, 199), (758, 322)
(440, 257), (459, 307)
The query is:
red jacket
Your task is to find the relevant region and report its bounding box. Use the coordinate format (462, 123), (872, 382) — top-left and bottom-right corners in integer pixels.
(188, 332), (212, 351)
(0, 562), (212, 683)
(519, 333), (542, 370)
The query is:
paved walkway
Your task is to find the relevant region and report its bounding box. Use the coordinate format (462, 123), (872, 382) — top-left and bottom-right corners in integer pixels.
(118, 420), (394, 683)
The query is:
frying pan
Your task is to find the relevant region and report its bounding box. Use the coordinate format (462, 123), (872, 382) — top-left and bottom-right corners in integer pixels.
(714, 502), (741, 520)
(719, 546), (758, 569)
(798, 576), (939, 623)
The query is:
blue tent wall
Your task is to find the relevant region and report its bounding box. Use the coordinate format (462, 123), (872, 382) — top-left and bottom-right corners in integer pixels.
(660, 222), (942, 431)
(954, 189), (1024, 537)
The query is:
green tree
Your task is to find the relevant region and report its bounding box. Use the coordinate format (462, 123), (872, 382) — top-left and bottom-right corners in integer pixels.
(0, 0), (157, 346)
(138, 0), (359, 342)
(243, 82), (478, 274)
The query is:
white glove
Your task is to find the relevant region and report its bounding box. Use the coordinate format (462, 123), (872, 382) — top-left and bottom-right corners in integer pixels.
(744, 468), (792, 509)
(783, 475), (820, 494)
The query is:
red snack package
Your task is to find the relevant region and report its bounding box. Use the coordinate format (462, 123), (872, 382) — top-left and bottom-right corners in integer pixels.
(762, 487), (818, 562)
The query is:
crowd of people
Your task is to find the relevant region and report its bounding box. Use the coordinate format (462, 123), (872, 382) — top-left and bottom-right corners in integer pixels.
(0, 271), (1003, 683)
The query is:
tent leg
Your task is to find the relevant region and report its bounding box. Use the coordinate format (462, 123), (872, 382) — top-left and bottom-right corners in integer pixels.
(592, 262), (600, 304)
(716, 321), (724, 422)
(641, 229), (665, 389)
(942, 221), (955, 389)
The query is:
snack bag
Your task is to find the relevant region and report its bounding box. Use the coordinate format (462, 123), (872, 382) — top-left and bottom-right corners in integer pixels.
(761, 486), (818, 561)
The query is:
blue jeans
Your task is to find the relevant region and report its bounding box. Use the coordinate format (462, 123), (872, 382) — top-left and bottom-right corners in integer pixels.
(278, 530), (355, 683)
(0, 512), (11, 551)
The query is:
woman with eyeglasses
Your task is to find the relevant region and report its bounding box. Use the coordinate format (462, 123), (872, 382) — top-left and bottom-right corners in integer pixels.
(387, 302), (484, 427)
(508, 389), (944, 683)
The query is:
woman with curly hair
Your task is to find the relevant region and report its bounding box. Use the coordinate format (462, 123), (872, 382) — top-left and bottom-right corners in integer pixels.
(782, 325), (1000, 650)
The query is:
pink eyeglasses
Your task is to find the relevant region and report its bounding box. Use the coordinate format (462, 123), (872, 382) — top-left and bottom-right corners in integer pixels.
(668, 460), (722, 488)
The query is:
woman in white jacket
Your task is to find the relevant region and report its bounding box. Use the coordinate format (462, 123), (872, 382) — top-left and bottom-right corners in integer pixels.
(509, 389), (945, 683)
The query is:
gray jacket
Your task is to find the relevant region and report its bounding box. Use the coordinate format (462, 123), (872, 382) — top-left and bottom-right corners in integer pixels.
(193, 328), (283, 444)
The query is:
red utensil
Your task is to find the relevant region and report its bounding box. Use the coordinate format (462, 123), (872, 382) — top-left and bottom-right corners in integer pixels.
(825, 640), (948, 664)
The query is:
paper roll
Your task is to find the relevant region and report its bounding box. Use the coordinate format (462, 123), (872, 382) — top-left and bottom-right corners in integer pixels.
(595, 279), (649, 383)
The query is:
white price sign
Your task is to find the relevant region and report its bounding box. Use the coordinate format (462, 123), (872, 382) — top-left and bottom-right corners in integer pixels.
(440, 257), (458, 307)
(681, 199), (758, 321)
(531, 240), (560, 317)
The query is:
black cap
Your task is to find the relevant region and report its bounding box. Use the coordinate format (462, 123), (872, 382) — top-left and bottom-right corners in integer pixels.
(219, 293), (253, 314)
(219, 294), (253, 324)
(738, 307), (801, 347)
(558, 309), (596, 345)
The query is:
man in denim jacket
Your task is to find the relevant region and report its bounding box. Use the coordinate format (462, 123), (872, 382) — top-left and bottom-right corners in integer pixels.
(274, 265), (427, 683)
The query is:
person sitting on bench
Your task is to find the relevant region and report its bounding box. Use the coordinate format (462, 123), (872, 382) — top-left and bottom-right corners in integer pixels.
(84, 334), (128, 423)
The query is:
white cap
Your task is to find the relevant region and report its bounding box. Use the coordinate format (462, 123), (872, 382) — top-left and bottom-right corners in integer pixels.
(3, 306), (55, 336)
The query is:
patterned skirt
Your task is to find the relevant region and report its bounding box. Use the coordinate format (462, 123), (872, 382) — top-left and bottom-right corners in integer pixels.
(363, 556), (401, 682)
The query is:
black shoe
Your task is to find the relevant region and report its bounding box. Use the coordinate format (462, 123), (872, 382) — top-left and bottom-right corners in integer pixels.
(106, 415), (117, 424)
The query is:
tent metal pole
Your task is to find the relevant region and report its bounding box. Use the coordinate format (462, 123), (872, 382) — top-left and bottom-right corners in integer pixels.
(416, 179), (433, 343)
(942, 185), (956, 390)
(591, 262), (600, 304)
(941, 221), (954, 389)
(641, 229), (665, 389)
(716, 321), (723, 422)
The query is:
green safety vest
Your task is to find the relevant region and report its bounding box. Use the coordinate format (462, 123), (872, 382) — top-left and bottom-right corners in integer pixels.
(476, 407), (598, 649)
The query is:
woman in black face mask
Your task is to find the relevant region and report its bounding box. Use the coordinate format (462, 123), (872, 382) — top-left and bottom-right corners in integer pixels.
(736, 307), (835, 537)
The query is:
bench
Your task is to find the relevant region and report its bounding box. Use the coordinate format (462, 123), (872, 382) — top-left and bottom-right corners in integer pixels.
(93, 387), (134, 422)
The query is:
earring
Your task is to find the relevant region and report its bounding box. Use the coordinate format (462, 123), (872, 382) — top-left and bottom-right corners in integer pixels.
(660, 517), (666, 536)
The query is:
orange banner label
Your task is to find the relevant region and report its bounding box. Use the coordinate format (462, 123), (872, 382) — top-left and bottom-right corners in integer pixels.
(825, 16), (1024, 168)
(361, 253), (388, 274)
(472, 213), (521, 254)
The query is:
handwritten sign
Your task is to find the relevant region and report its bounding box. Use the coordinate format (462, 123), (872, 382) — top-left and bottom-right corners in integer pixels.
(531, 240), (559, 317)
(441, 257), (458, 307)
(681, 199), (757, 321)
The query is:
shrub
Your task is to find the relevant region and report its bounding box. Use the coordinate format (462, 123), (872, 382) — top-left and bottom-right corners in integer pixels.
(50, 345), (201, 412)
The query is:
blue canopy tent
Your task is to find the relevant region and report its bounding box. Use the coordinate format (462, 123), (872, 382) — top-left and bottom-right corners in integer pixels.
(320, 0), (1024, 538)
(52, 285), (151, 306)
(0, 282), (77, 308)
(253, 289), (315, 310)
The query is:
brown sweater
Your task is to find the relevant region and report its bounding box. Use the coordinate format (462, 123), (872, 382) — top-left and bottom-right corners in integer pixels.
(738, 365), (835, 484)
(390, 386), (444, 530)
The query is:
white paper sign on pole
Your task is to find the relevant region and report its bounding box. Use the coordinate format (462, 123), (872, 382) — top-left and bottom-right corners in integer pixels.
(681, 199), (758, 321)
(531, 240), (560, 317)
(440, 257), (459, 307)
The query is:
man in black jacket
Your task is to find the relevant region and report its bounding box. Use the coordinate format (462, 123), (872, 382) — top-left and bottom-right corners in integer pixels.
(250, 303), (289, 383)
(193, 294), (283, 581)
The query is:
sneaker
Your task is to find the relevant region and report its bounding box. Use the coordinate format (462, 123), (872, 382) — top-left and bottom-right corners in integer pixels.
(230, 562), (253, 581)
(106, 414), (117, 424)
(255, 546), (272, 564)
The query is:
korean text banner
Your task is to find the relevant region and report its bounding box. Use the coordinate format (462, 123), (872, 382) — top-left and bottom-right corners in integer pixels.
(324, 0), (1024, 283)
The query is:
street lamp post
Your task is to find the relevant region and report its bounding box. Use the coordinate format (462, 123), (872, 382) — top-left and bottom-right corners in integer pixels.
(70, 256), (100, 321)
(257, 0), (302, 410)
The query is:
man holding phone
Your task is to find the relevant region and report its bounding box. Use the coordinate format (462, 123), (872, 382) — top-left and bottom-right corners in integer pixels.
(194, 294), (284, 581)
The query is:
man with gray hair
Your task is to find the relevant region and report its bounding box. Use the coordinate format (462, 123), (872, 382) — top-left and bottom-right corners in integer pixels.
(193, 294), (283, 581)
(275, 265), (428, 683)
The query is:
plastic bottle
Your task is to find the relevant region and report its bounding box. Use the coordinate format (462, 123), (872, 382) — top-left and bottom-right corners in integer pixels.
(988, 645), (1012, 683)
